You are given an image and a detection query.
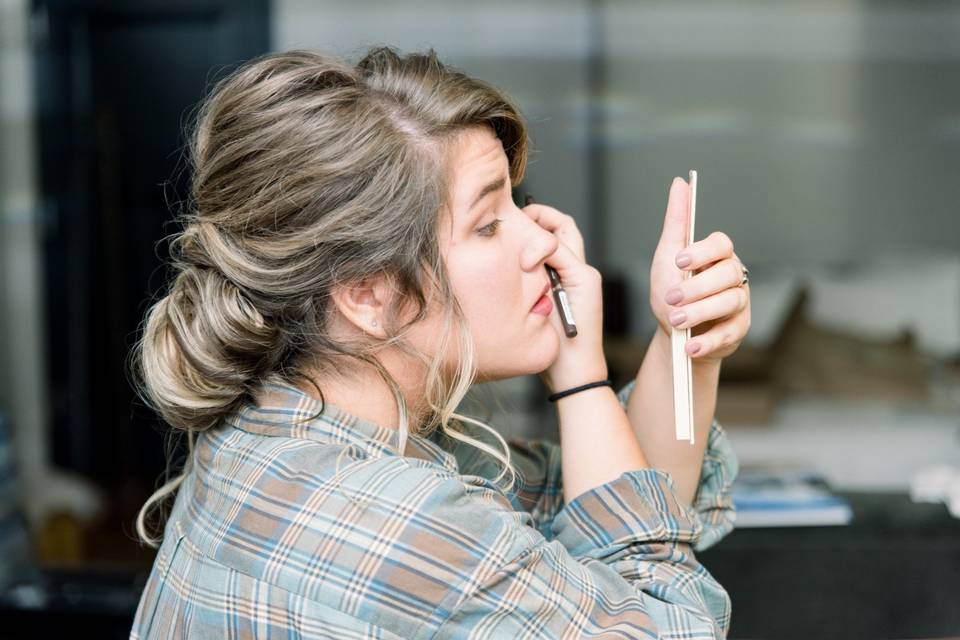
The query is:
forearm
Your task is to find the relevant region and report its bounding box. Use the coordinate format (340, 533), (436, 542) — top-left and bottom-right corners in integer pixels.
(555, 382), (650, 505)
(626, 329), (721, 507)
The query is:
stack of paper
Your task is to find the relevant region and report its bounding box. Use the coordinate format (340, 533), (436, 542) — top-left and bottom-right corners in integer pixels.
(732, 465), (854, 528)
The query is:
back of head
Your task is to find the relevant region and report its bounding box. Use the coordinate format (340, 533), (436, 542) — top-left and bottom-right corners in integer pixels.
(129, 46), (529, 544)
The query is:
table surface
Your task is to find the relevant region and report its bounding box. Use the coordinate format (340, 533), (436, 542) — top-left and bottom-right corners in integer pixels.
(698, 491), (960, 639)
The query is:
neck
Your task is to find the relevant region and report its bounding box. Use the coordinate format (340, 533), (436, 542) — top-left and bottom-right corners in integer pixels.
(297, 348), (428, 432)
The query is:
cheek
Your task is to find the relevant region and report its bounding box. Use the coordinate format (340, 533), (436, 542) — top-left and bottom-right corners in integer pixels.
(444, 245), (560, 378)
(448, 249), (520, 323)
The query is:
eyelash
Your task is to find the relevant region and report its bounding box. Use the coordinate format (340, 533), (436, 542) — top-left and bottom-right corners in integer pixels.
(478, 217), (504, 237)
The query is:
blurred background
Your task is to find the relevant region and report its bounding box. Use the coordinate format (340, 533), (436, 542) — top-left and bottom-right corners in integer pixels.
(1, 0), (959, 638)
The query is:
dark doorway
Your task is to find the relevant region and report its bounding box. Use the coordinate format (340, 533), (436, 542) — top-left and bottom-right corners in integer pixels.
(31, 0), (269, 512)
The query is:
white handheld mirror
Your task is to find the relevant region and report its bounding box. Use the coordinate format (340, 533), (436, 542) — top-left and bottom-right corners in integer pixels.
(671, 170), (697, 444)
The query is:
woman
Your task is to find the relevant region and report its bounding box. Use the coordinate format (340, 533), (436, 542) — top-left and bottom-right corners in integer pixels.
(130, 46), (747, 639)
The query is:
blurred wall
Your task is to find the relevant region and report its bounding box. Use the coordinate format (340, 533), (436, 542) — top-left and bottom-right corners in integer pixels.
(601, 1), (960, 274)
(0, 0), (48, 487)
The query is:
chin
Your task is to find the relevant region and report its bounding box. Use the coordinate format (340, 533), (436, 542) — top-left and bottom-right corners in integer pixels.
(523, 326), (561, 375)
(477, 329), (560, 382)
(513, 327), (560, 376)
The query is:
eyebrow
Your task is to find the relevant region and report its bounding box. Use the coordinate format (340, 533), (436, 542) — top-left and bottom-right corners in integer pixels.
(468, 175), (508, 214)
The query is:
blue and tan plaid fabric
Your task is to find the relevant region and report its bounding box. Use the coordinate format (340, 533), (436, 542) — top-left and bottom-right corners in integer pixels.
(131, 378), (738, 639)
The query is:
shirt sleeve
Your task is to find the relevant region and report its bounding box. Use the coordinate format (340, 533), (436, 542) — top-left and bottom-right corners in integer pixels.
(445, 379), (738, 551)
(424, 462), (731, 638)
(616, 377), (739, 552)
(439, 426), (565, 539)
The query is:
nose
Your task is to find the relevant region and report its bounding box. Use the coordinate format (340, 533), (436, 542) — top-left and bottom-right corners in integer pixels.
(518, 207), (559, 272)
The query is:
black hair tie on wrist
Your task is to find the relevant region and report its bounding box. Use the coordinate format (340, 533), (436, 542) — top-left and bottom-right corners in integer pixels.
(547, 379), (613, 402)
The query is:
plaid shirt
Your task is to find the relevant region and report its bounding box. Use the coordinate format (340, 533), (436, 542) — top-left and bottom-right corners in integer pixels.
(131, 378), (738, 639)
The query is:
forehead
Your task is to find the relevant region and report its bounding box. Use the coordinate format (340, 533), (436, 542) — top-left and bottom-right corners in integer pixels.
(448, 128), (508, 211)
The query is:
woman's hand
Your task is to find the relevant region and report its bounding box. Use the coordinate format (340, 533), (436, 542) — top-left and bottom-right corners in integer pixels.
(522, 202), (608, 393)
(649, 177), (751, 366)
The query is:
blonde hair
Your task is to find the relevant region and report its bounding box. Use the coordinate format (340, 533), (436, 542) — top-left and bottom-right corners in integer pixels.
(128, 47), (531, 547)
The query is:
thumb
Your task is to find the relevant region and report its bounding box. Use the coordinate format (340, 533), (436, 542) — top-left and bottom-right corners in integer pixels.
(655, 176), (691, 259)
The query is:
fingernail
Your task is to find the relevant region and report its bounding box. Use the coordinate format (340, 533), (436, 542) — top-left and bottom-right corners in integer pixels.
(676, 253), (691, 268)
(688, 342), (701, 355)
(669, 310), (687, 326)
(665, 288), (683, 305)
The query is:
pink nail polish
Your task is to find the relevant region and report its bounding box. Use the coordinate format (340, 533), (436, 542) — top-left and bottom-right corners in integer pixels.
(666, 289), (683, 305)
(669, 310), (686, 326)
(688, 342), (701, 355)
(676, 254), (692, 268)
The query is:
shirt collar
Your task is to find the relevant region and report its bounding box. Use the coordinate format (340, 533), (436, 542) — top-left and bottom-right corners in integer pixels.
(230, 379), (459, 474)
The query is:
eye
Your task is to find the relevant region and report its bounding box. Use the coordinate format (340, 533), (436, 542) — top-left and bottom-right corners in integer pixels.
(477, 217), (503, 237)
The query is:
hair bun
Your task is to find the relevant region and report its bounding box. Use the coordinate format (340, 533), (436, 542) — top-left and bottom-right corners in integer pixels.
(140, 264), (280, 434)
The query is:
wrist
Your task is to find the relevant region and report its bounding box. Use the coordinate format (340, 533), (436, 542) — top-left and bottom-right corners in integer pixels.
(693, 356), (723, 376)
(543, 359), (609, 395)
(548, 379), (614, 402)
(650, 327), (673, 365)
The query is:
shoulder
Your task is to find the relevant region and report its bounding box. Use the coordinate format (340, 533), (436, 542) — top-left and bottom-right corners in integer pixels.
(179, 426), (534, 626)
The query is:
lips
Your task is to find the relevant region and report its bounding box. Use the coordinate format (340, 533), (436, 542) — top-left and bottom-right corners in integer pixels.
(531, 282), (551, 310)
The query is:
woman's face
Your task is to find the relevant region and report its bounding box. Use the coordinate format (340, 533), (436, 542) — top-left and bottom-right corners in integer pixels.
(428, 126), (561, 381)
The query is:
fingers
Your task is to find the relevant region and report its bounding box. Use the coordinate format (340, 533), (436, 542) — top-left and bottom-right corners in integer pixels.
(543, 238), (598, 288)
(685, 312), (750, 358)
(665, 257), (745, 306)
(667, 286), (749, 331)
(674, 231), (735, 271)
(522, 203), (586, 261)
(657, 177), (691, 253)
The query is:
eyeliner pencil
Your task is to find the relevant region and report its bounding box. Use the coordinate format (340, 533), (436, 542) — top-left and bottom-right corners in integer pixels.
(525, 194), (578, 338)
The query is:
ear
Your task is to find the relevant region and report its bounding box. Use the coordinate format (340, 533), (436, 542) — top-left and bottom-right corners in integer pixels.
(329, 274), (394, 338)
